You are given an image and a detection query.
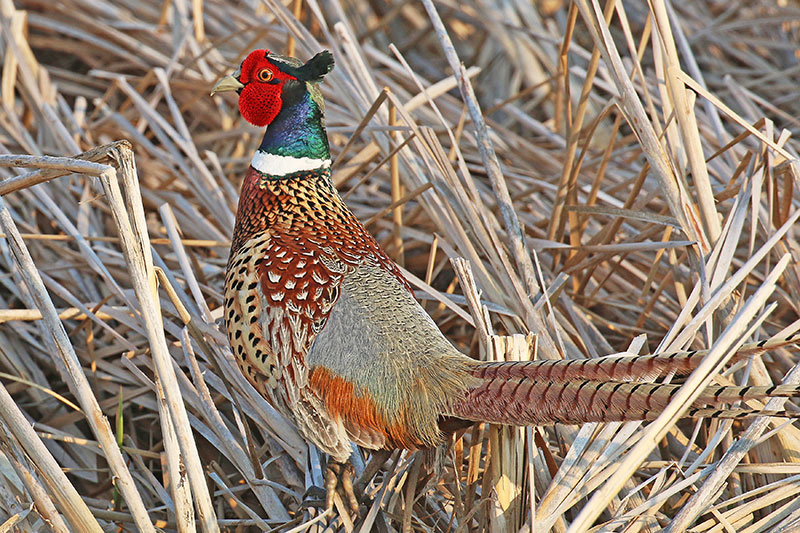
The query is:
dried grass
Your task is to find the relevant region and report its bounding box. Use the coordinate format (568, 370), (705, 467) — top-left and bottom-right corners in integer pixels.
(0, 0), (799, 531)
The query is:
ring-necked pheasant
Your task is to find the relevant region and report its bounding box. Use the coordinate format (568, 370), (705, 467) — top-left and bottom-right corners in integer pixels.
(212, 49), (800, 514)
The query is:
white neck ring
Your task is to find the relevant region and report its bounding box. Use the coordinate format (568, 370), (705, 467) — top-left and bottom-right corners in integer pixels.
(251, 150), (331, 175)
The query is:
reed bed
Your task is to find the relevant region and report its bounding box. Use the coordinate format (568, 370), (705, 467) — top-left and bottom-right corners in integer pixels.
(0, 0), (798, 530)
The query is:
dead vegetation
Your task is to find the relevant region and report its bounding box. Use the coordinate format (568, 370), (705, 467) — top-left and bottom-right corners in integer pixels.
(0, 0), (799, 531)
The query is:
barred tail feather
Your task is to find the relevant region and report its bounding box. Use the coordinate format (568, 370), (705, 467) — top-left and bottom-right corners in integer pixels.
(471, 333), (800, 384)
(678, 408), (800, 420)
(446, 379), (800, 426)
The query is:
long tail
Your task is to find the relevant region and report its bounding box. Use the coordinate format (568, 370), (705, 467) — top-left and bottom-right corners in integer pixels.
(474, 334), (800, 383)
(447, 335), (800, 426)
(448, 380), (800, 425)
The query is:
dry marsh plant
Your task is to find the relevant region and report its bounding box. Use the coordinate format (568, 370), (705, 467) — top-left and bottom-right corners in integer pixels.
(0, 0), (799, 531)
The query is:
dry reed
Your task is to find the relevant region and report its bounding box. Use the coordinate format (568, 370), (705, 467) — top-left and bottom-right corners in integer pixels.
(0, 0), (799, 531)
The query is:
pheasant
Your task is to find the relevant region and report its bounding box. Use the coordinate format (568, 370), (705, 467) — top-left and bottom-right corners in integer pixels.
(212, 49), (800, 514)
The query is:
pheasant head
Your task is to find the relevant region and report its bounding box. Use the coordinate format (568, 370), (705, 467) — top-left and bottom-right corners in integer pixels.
(212, 49), (335, 161)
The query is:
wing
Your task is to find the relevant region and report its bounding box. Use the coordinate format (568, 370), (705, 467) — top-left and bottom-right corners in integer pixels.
(306, 259), (477, 450)
(226, 231), (356, 460)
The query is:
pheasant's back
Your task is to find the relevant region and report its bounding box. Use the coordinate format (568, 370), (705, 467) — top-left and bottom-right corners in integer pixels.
(306, 256), (479, 449)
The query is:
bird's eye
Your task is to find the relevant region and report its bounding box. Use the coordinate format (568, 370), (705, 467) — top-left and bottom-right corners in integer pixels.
(257, 69), (274, 82)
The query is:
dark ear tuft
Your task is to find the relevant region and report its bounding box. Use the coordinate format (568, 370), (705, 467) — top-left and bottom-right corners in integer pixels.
(296, 50), (335, 82)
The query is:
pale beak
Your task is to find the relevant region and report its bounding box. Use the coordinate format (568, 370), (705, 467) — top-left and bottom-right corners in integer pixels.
(211, 70), (244, 95)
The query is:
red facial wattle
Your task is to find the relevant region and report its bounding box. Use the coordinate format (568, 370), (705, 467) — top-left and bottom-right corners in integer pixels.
(236, 49), (298, 127)
(238, 82), (282, 127)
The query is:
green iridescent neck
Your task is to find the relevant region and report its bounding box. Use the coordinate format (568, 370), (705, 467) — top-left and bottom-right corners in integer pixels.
(259, 88), (330, 160)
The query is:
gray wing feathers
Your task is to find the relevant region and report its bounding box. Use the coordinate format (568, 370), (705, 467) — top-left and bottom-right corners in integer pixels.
(307, 262), (477, 446)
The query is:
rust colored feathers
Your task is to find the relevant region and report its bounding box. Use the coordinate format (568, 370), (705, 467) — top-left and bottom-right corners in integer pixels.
(446, 335), (800, 426)
(449, 373), (800, 427)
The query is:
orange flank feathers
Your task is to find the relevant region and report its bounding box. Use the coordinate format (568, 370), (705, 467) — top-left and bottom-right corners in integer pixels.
(308, 366), (421, 450)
